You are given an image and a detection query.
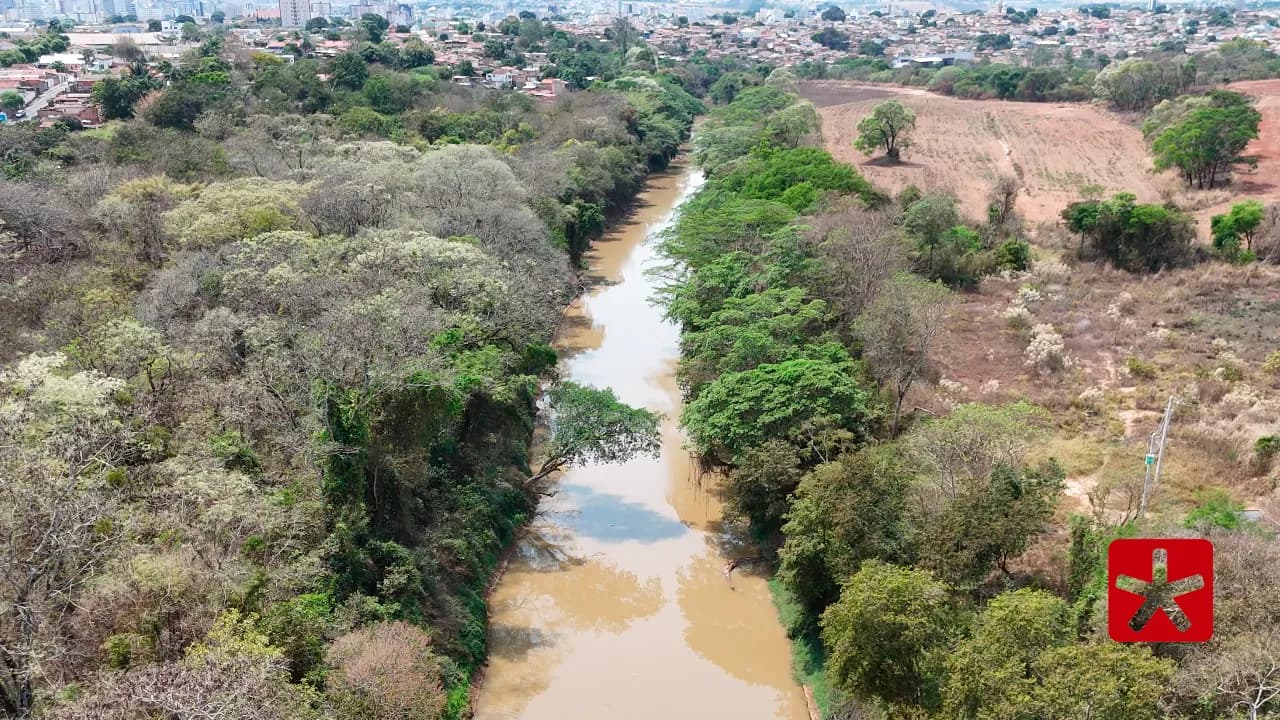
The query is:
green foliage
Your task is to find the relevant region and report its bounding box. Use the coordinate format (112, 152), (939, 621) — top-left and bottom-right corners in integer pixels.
(821, 561), (957, 712)
(854, 100), (916, 161)
(682, 354), (876, 464)
(713, 145), (882, 211)
(535, 382), (661, 480)
(1029, 643), (1174, 720)
(1126, 356), (1158, 379)
(994, 238), (1030, 271)
(1061, 193), (1197, 273)
(1152, 91), (1260, 189)
(779, 448), (910, 611)
(1183, 487), (1245, 531)
(1211, 199), (1265, 261)
(942, 589), (1072, 720)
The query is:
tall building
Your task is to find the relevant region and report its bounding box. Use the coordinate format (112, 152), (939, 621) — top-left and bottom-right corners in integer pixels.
(279, 0), (309, 26)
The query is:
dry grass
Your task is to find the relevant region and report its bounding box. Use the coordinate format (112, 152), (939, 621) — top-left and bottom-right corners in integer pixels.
(800, 81), (1162, 225)
(804, 80), (1280, 520)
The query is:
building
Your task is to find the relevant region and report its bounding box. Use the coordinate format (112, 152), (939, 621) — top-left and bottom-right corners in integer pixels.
(278, 0), (309, 27)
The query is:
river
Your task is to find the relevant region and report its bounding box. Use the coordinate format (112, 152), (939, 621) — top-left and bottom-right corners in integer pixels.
(473, 159), (811, 720)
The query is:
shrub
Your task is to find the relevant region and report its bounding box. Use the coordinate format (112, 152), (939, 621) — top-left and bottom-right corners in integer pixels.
(994, 238), (1030, 271)
(326, 621), (447, 720)
(1126, 357), (1158, 379)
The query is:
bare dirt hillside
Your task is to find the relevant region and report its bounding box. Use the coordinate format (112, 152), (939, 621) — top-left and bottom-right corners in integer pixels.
(799, 81), (1163, 225)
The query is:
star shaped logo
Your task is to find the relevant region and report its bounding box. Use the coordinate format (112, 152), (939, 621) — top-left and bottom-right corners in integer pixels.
(1108, 538), (1213, 643)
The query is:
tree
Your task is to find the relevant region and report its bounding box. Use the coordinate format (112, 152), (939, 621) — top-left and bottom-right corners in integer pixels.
(147, 18), (162, 31)
(398, 39), (434, 68)
(821, 5), (847, 21)
(95, 175), (195, 264)
(810, 205), (908, 326)
(1153, 93), (1260, 189)
(855, 100), (916, 161)
(47, 611), (317, 720)
(181, 21), (201, 42)
(821, 561), (956, 711)
(854, 273), (951, 435)
(779, 448), (910, 610)
(1211, 199), (1265, 257)
(305, 16), (328, 31)
(903, 193), (960, 273)
(810, 27), (850, 51)
(724, 439), (804, 538)
(610, 17), (635, 56)
(326, 622), (446, 720)
(525, 382), (661, 487)
(358, 12), (389, 43)
(0, 91), (21, 115)
(682, 355), (876, 464)
(329, 51), (368, 90)
(943, 589), (1072, 720)
(906, 403), (1061, 587)
(210, 10), (225, 23)
(92, 73), (157, 120)
(1030, 643), (1174, 720)
(1061, 193), (1197, 272)
(174, 13), (195, 23)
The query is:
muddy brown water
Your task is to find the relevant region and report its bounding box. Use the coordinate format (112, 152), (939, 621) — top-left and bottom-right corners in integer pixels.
(473, 160), (810, 720)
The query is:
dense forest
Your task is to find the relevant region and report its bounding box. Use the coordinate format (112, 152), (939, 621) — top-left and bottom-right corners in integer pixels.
(0, 22), (759, 719)
(669, 82), (1280, 720)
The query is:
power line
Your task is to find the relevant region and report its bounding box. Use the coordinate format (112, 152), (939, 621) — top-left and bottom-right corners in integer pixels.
(1137, 396), (1173, 519)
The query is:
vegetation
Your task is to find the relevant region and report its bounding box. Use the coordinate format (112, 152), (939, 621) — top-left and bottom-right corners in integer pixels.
(0, 20), (701, 719)
(673, 77), (1280, 720)
(854, 99), (915, 161)
(1151, 90), (1261, 189)
(1061, 193), (1198, 273)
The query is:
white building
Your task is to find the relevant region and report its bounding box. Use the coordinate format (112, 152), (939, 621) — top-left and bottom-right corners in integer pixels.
(279, 0), (309, 26)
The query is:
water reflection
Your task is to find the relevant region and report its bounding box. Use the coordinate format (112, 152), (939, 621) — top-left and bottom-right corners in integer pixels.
(556, 483), (690, 544)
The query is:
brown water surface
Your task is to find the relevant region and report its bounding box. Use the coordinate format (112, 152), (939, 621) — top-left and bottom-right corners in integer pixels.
(473, 161), (810, 720)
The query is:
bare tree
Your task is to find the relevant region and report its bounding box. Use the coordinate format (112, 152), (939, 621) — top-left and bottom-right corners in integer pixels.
(809, 205), (907, 330)
(854, 273), (953, 435)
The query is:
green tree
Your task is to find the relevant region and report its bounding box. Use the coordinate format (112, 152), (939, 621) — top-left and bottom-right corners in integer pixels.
(1031, 643), (1174, 720)
(525, 382), (661, 487)
(1152, 92), (1260, 189)
(329, 52), (368, 90)
(682, 355), (876, 464)
(1061, 193), (1197, 272)
(0, 90), (22, 115)
(855, 100), (916, 161)
(1211, 199), (1264, 257)
(810, 27), (849, 51)
(943, 589), (1072, 719)
(147, 19), (161, 31)
(907, 402), (1061, 587)
(821, 5), (847, 21)
(358, 12), (389, 43)
(821, 561), (957, 711)
(779, 448), (910, 610)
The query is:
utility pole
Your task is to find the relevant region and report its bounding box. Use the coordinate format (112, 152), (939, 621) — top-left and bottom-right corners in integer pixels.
(1137, 396), (1174, 519)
